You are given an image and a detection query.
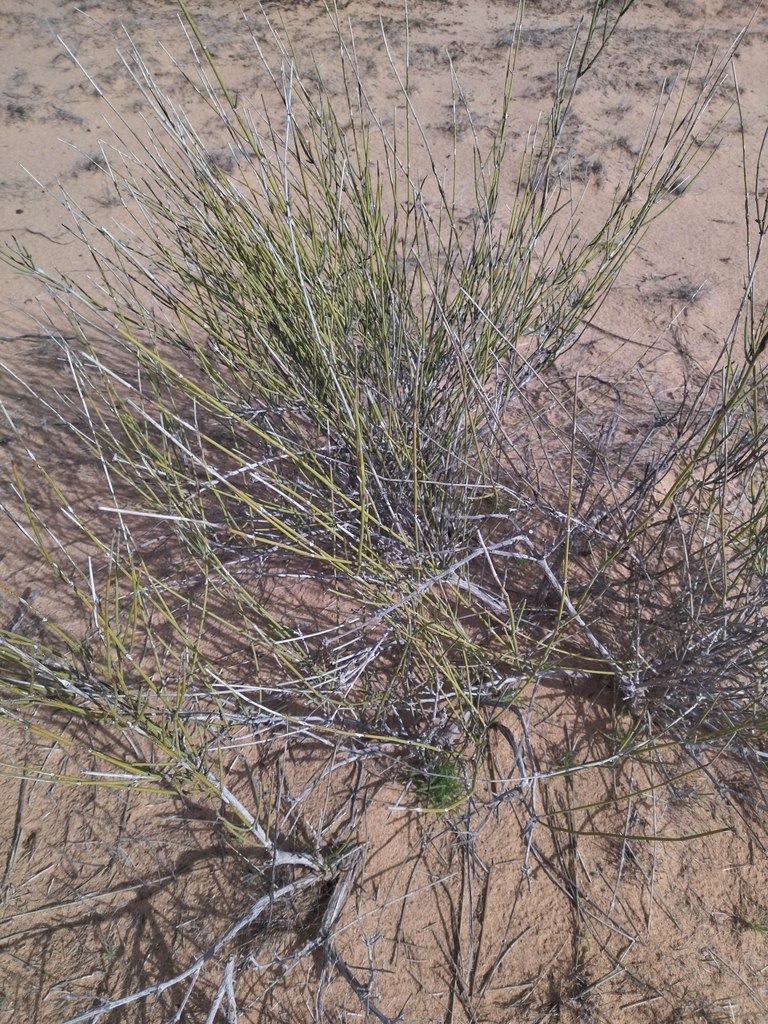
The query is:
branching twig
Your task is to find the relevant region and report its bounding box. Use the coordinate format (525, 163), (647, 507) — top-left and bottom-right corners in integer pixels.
(60, 872), (321, 1024)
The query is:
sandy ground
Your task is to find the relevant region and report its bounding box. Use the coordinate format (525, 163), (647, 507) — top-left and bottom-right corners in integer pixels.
(1, 1), (768, 1021)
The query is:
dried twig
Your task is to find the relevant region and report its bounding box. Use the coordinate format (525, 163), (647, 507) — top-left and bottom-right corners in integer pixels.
(60, 872), (322, 1024)
(0, 776), (26, 903)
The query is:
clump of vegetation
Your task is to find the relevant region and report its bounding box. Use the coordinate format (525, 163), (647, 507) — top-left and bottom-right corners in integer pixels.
(1, 0), (766, 1018)
(78, 149), (109, 173)
(5, 102), (29, 123)
(409, 752), (468, 810)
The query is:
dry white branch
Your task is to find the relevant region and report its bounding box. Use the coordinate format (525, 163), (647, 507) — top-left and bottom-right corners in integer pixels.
(60, 872), (321, 1024)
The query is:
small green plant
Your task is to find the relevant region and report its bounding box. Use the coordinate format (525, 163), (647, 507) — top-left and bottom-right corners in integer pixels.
(555, 747), (579, 776)
(735, 913), (768, 935)
(410, 753), (467, 811)
(605, 715), (642, 754)
(100, 940), (118, 964)
(743, 919), (768, 935)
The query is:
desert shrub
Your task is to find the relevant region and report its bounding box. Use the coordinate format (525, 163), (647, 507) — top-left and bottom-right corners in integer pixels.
(1, 0), (766, 1018)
